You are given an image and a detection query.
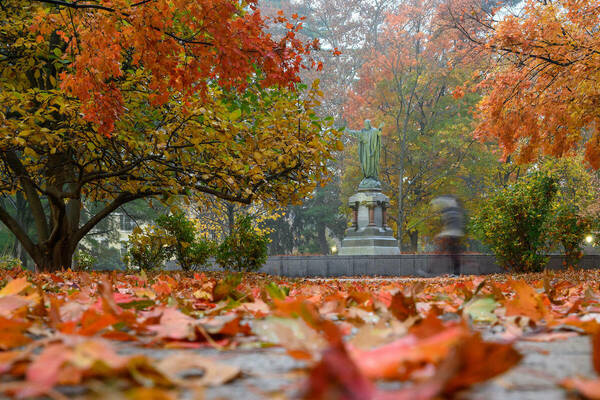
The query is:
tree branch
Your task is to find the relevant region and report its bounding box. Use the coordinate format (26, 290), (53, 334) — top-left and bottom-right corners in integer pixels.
(1, 151), (50, 241)
(73, 191), (159, 244)
(0, 201), (39, 264)
(32, 0), (116, 12)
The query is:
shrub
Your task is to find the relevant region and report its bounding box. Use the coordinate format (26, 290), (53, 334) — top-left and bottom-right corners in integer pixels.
(543, 157), (600, 267)
(471, 171), (558, 272)
(216, 214), (269, 272)
(156, 212), (215, 270)
(551, 205), (596, 267)
(0, 255), (22, 270)
(188, 239), (216, 269)
(73, 250), (97, 271)
(125, 225), (175, 270)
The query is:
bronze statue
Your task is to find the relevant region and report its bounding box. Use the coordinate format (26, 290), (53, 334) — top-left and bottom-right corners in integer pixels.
(346, 119), (383, 190)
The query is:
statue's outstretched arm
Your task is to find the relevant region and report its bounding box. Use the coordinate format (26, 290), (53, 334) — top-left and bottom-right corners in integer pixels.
(378, 122), (385, 129)
(345, 128), (361, 137)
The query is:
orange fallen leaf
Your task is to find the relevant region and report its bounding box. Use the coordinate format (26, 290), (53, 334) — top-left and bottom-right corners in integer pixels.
(0, 278), (30, 297)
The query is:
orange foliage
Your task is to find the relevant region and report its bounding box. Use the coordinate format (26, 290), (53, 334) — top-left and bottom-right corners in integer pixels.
(31, 0), (318, 135)
(446, 0), (600, 167)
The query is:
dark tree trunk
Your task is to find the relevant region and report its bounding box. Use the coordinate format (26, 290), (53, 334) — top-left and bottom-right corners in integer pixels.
(409, 230), (419, 253)
(37, 238), (75, 272)
(318, 225), (329, 255)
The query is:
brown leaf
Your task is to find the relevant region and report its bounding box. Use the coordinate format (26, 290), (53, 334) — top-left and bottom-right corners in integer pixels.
(443, 332), (522, 393)
(157, 352), (240, 386)
(389, 291), (417, 321)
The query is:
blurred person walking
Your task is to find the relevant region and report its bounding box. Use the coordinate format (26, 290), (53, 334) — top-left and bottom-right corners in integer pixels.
(431, 196), (465, 276)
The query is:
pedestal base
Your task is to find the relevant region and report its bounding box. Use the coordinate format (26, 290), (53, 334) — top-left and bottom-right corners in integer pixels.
(339, 191), (400, 256)
(339, 227), (400, 255)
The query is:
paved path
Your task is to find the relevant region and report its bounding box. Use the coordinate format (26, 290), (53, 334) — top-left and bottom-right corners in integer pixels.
(113, 335), (592, 399)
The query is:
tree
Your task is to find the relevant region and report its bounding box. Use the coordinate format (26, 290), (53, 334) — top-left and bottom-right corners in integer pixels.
(260, 0), (395, 120)
(445, 0), (600, 168)
(343, 0), (496, 250)
(0, 1), (340, 271)
(266, 178), (345, 255)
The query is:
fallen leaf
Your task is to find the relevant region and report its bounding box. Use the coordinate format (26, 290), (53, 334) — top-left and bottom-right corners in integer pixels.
(0, 278), (30, 297)
(463, 296), (498, 323)
(157, 352), (240, 386)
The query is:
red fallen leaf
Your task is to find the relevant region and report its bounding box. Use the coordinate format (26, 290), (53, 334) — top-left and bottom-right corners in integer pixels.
(409, 310), (447, 338)
(593, 332), (600, 374)
(442, 332), (522, 394)
(0, 317), (31, 350)
(152, 280), (172, 297)
(303, 339), (375, 400)
(16, 338), (172, 398)
(148, 307), (197, 340)
(0, 277), (30, 297)
(101, 331), (138, 341)
(374, 290), (392, 307)
(0, 296), (30, 318)
(504, 279), (551, 323)
(349, 324), (466, 380)
(98, 278), (122, 315)
(304, 339), (451, 400)
(520, 331), (578, 342)
(561, 377), (600, 399)
(347, 291), (374, 311)
(78, 308), (118, 336)
(19, 343), (72, 397)
(199, 314), (251, 337)
(389, 290), (417, 321)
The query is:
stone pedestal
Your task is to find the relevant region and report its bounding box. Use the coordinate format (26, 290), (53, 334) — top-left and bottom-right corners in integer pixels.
(339, 190), (400, 255)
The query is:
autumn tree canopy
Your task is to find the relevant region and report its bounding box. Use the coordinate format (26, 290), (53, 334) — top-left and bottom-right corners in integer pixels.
(343, 0), (496, 250)
(0, 0), (340, 271)
(445, 0), (600, 168)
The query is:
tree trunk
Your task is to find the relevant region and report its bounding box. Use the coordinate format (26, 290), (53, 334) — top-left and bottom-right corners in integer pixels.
(32, 237), (75, 272)
(226, 202), (235, 235)
(397, 159), (404, 252)
(409, 230), (418, 253)
(318, 225), (329, 255)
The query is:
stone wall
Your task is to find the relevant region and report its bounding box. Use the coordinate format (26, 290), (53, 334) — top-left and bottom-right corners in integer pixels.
(257, 254), (600, 277)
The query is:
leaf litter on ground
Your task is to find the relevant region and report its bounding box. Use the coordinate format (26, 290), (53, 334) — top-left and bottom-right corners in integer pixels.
(0, 268), (599, 398)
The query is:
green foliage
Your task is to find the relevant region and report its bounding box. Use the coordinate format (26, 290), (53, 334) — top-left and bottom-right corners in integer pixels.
(471, 171), (558, 272)
(551, 204), (595, 266)
(265, 282), (290, 301)
(73, 251), (97, 271)
(543, 157), (600, 266)
(125, 225), (175, 271)
(156, 212), (215, 271)
(216, 215), (269, 272)
(126, 212), (217, 271)
(0, 255), (22, 270)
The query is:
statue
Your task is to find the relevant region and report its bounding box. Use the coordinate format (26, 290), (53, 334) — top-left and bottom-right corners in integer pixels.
(346, 119), (384, 190)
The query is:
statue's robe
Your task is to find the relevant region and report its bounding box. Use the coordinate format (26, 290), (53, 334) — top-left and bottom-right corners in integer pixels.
(357, 128), (381, 180)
